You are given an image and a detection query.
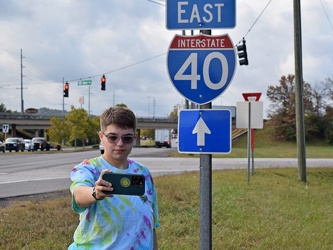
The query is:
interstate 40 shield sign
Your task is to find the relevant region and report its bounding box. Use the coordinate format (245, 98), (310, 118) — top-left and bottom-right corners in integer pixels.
(167, 34), (236, 105)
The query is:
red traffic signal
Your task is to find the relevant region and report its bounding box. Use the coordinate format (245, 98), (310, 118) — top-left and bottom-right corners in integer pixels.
(64, 82), (69, 97)
(101, 74), (106, 91)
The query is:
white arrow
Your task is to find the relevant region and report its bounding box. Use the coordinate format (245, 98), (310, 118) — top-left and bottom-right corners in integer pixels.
(192, 117), (211, 146)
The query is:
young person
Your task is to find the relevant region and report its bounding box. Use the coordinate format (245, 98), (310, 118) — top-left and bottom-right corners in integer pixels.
(69, 106), (159, 249)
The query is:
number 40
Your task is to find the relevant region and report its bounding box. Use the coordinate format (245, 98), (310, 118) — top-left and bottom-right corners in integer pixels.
(174, 52), (228, 90)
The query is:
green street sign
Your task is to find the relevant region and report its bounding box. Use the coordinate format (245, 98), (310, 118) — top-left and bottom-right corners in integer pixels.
(78, 80), (92, 86)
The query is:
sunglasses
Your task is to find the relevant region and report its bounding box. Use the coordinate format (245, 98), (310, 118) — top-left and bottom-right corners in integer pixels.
(102, 132), (135, 144)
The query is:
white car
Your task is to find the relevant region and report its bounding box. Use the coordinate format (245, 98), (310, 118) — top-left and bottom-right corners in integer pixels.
(24, 139), (33, 151)
(99, 142), (104, 154)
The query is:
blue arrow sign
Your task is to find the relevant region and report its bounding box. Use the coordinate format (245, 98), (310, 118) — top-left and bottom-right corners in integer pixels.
(178, 109), (231, 154)
(167, 34), (236, 105)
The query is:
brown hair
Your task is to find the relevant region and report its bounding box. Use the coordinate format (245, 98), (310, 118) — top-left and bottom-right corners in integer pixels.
(100, 106), (136, 132)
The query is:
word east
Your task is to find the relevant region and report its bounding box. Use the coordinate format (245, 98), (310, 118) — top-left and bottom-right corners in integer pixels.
(178, 2), (225, 24)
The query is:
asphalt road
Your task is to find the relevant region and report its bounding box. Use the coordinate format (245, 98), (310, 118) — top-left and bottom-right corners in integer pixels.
(0, 147), (333, 198)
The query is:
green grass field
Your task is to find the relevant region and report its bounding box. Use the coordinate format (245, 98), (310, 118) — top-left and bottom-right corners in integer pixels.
(0, 125), (332, 249)
(1, 168), (332, 249)
(171, 124), (333, 158)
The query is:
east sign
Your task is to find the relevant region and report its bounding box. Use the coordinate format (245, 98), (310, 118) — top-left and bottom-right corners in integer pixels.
(166, 0), (236, 30)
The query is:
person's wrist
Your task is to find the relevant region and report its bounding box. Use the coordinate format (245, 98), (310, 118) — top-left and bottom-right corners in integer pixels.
(92, 187), (103, 201)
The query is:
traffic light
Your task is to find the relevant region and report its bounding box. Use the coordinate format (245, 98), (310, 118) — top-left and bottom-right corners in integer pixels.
(237, 39), (248, 66)
(64, 81), (69, 97)
(101, 74), (106, 91)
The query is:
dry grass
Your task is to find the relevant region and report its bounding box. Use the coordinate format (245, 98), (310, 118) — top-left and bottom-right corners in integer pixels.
(1, 168), (333, 249)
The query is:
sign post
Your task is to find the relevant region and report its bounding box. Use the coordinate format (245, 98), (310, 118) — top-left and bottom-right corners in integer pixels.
(236, 93), (263, 183)
(166, 1), (236, 248)
(2, 124), (9, 153)
(78, 80), (92, 117)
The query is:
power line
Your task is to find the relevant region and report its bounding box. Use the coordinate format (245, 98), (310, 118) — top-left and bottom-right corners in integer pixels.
(320, 0), (333, 32)
(146, 0), (165, 6)
(67, 53), (166, 82)
(237, 0), (274, 45)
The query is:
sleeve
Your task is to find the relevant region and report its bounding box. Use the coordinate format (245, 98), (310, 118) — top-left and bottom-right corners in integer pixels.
(69, 159), (101, 213)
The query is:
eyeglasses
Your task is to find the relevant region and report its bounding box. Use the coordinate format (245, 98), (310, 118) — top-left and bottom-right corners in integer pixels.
(102, 132), (135, 144)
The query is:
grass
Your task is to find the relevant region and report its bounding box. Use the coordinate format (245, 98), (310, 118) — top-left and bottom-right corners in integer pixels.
(1, 168), (333, 249)
(170, 123), (333, 158)
(0, 124), (332, 249)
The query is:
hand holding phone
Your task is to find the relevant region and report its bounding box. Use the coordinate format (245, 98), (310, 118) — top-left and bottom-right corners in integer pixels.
(102, 172), (145, 196)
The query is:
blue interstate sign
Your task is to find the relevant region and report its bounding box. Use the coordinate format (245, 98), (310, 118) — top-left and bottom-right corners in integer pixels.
(178, 109), (231, 154)
(167, 34), (236, 105)
(166, 0), (236, 30)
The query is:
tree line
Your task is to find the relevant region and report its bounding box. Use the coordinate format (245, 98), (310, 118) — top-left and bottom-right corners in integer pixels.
(1, 74), (332, 146)
(267, 75), (333, 144)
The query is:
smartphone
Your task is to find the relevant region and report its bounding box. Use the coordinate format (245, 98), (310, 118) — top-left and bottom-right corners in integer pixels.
(102, 172), (145, 196)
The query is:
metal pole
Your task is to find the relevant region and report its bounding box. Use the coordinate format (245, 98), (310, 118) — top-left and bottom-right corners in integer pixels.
(88, 85), (91, 117)
(199, 29), (212, 250)
(293, 0), (307, 182)
(20, 49), (24, 114)
(251, 129), (255, 175)
(200, 102), (212, 250)
(247, 101), (251, 183)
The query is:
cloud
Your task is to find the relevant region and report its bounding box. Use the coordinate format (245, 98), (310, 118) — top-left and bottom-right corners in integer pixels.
(0, 0), (332, 119)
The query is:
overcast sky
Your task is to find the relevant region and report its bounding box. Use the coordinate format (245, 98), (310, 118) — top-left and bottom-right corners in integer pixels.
(0, 0), (332, 118)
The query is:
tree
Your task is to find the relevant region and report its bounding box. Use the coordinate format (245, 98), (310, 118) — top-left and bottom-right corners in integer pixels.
(47, 107), (100, 147)
(0, 103), (7, 112)
(0, 103), (13, 113)
(169, 104), (179, 119)
(47, 116), (71, 144)
(267, 75), (312, 141)
(323, 77), (333, 101)
(65, 106), (90, 148)
(267, 74), (333, 143)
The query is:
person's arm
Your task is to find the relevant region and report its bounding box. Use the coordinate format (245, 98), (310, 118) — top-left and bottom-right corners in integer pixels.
(153, 229), (158, 250)
(73, 169), (114, 208)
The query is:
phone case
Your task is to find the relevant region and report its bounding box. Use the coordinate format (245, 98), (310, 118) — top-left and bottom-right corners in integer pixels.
(102, 172), (145, 196)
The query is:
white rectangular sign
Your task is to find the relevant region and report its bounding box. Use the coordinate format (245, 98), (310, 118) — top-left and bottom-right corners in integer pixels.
(236, 101), (263, 129)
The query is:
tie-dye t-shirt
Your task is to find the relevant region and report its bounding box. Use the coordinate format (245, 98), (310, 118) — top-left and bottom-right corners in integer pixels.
(68, 156), (160, 250)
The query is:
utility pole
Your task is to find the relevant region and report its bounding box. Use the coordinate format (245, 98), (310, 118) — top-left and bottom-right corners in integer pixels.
(153, 97), (156, 118)
(147, 96), (150, 117)
(199, 29), (212, 250)
(88, 85), (91, 117)
(293, 0), (307, 182)
(20, 49), (25, 114)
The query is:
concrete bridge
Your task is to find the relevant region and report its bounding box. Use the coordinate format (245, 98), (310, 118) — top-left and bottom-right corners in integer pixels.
(0, 113), (178, 137)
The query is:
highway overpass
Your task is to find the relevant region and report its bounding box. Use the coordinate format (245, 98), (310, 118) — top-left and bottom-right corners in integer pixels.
(0, 113), (178, 137)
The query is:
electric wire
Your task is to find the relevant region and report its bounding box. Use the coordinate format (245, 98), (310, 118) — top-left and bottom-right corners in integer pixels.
(319, 0), (333, 32)
(146, 0), (165, 7)
(237, 0), (274, 45)
(67, 53), (166, 82)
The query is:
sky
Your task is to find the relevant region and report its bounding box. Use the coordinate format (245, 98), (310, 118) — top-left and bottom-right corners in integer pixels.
(0, 0), (332, 119)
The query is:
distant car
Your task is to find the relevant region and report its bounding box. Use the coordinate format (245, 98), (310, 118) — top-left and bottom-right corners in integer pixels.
(24, 139), (34, 151)
(5, 138), (25, 152)
(0, 141), (5, 153)
(99, 142), (104, 154)
(32, 137), (50, 151)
